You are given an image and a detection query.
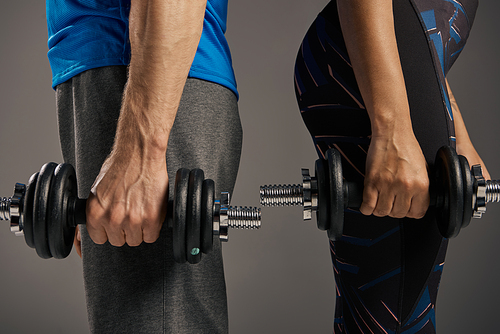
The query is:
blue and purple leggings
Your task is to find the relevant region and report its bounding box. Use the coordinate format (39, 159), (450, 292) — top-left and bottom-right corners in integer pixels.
(294, 0), (477, 332)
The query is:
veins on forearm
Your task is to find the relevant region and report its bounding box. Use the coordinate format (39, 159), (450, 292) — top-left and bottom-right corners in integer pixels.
(111, 0), (207, 157)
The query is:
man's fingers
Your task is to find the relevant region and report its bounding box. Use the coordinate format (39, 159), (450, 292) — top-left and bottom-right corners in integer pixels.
(105, 226), (126, 247)
(73, 226), (82, 258)
(86, 222), (109, 245)
(125, 221), (147, 247)
(142, 223), (162, 244)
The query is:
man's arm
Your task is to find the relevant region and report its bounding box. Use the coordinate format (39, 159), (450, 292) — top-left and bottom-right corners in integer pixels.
(84, 0), (208, 247)
(337, 0), (429, 219)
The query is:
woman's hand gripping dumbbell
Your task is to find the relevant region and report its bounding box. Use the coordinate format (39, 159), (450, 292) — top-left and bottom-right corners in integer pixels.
(260, 146), (499, 240)
(1, 163), (261, 264)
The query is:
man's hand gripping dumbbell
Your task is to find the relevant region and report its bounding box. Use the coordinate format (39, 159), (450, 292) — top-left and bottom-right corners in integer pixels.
(0, 163), (261, 264)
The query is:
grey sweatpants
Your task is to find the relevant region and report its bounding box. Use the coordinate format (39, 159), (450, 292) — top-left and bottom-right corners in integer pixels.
(56, 66), (243, 333)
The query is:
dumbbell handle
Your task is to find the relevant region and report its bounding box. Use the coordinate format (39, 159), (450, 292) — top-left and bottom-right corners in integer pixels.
(67, 197), (87, 228)
(260, 172), (500, 217)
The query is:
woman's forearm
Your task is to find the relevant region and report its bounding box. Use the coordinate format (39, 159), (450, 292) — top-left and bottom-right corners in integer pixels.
(337, 0), (413, 137)
(447, 79), (490, 179)
(337, 0), (429, 218)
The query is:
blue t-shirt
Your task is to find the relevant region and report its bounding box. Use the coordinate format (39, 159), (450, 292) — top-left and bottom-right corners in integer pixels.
(46, 0), (237, 97)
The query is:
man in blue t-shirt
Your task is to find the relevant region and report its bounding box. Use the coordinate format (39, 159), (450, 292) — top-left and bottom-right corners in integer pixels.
(47, 1), (242, 332)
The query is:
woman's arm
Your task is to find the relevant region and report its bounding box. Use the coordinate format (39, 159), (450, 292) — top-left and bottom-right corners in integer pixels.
(447, 79), (490, 179)
(337, 0), (429, 219)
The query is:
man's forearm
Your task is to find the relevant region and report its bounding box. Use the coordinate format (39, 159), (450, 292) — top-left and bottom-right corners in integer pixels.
(114, 0), (207, 159)
(85, 0), (208, 247)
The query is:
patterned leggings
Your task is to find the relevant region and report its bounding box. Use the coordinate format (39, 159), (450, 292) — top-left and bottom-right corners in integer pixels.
(294, 0), (477, 332)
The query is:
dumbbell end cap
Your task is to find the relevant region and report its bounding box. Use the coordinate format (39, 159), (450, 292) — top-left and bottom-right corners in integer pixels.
(472, 164), (487, 218)
(7, 183), (26, 235)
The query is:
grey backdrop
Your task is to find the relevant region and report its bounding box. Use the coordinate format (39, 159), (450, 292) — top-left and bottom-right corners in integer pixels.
(1, 1), (498, 333)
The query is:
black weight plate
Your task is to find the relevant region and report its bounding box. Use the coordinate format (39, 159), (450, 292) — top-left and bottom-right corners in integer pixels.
(173, 168), (189, 263)
(459, 155), (474, 230)
(201, 179), (215, 254)
(186, 169), (204, 264)
(315, 159), (330, 231)
(33, 162), (58, 259)
(48, 164), (78, 259)
(23, 172), (38, 249)
(326, 148), (344, 241)
(434, 146), (463, 238)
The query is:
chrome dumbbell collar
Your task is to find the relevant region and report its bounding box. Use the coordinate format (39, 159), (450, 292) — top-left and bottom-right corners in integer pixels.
(213, 193), (228, 241)
(302, 169), (318, 221)
(0, 183), (26, 236)
(472, 165), (487, 218)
